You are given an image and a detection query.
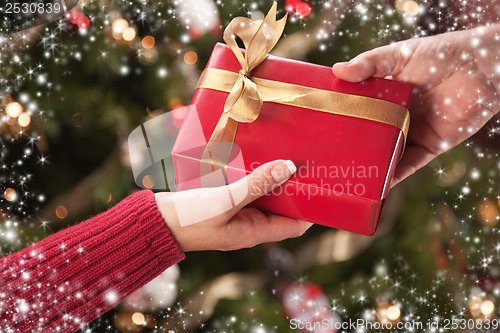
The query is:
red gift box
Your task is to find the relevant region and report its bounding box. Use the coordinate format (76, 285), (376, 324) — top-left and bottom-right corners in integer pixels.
(172, 5), (411, 235)
(172, 41), (411, 236)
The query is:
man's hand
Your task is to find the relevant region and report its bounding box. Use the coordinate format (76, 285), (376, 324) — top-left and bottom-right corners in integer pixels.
(333, 24), (500, 184)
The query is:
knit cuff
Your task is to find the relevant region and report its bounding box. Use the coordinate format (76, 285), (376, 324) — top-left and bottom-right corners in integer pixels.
(127, 190), (186, 267)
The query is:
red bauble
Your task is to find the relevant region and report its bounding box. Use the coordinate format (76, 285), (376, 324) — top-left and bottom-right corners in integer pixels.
(285, 0), (312, 18)
(282, 282), (340, 332)
(188, 28), (203, 40)
(285, 0), (300, 13)
(69, 10), (82, 24)
(295, 2), (312, 17)
(77, 16), (90, 29)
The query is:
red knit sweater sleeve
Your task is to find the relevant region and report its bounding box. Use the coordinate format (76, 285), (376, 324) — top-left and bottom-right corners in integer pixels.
(0, 190), (185, 333)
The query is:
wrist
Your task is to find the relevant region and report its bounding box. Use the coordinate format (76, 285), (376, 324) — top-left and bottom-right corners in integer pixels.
(154, 192), (189, 252)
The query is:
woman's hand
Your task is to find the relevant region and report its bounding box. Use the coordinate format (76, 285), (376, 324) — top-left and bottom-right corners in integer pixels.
(154, 160), (312, 251)
(332, 24), (500, 185)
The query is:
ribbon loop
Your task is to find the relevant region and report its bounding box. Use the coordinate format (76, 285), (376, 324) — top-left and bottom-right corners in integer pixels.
(221, 2), (287, 123)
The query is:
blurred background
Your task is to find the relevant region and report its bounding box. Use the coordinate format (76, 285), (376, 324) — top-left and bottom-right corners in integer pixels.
(1, 0), (500, 332)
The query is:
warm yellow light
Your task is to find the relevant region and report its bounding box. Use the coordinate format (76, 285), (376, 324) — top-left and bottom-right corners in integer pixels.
(131, 312), (145, 325)
(2, 95), (13, 106)
(470, 297), (481, 310)
(142, 175), (154, 188)
(184, 51), (198, 65)
(481, 300), (495, 316)
(122, 27), (136, 41)
(387, 305), (401, 321)
(5, 102), (23, 118)
(4, 188), (17, 201)
(403, 0), (419, 16)
(477, 199), (499, 226)
(142, 36), (155, 49)
(112, 18), (129, 35)
(55, 205), (68, 219)
(395, 0), (420, 17)
(168, 97), (183, 109)
(18, 112), (31, 127)
(469, 296), (483, 317)
(376, 306), (388, 323)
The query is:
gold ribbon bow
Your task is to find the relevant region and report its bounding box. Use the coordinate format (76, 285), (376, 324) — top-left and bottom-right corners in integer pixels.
(221, 2), (286, 123)
(199, 2), (409, 186)
(200, 2), (287, 183)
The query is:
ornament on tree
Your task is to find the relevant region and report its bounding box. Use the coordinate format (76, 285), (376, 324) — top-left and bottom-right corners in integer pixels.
(174, 0), (221, 39)
(122, 264), (180, 312)
(282, 282), (341, 333)
(68, 9), (90, 30)
(285, 0), (312, 18)
(4, 188), (17, 202)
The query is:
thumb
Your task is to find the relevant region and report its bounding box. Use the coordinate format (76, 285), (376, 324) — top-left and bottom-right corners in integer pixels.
(227, 159), (297, 210)
(332, 43), (409, 82)
(157, 160), (297, 229)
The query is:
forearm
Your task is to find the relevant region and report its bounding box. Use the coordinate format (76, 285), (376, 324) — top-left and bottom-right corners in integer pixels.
(0, 190), (184, 333)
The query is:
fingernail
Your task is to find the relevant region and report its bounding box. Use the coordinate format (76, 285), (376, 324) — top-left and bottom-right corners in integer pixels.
(284, 160), (297, 174)
(298, 220), (314, 228)
(271, 160), (297, 183)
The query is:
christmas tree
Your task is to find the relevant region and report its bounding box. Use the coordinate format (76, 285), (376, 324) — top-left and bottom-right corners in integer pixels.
(1, 0), (499, 332)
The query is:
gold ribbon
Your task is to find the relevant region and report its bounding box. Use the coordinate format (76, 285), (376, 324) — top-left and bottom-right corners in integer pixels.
(199, 68), (410, 135)
(200, 2), (409, 185)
